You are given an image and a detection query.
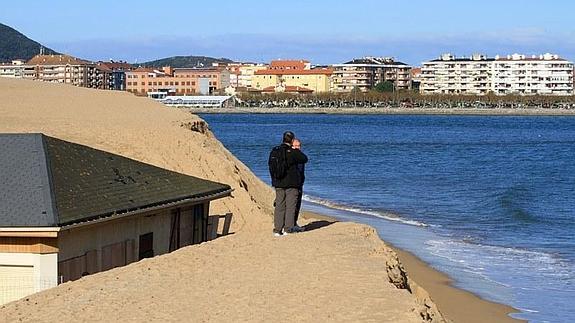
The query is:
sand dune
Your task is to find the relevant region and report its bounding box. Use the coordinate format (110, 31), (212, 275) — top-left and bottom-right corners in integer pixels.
(0, 78), (444, 322)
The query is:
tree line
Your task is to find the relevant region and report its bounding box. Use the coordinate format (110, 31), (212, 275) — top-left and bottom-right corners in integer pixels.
(237, 88), (575, 110)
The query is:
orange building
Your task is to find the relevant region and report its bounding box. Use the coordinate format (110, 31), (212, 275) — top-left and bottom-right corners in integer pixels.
(126, 67), (230, 96)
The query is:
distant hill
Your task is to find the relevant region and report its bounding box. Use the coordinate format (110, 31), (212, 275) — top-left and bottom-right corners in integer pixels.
(139, 56), (235, 68)
(0, 23), (59, 62)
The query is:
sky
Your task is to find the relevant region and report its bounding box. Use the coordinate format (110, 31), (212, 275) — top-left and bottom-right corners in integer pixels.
(2, 0), (575, 65)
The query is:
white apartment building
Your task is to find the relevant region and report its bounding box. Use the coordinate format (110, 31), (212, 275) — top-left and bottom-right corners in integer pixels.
(332, 57), (412, 92)
(492, 53), (573, 95)
(227, 63), (268, 89)
(0, 60), (25, 78)
(421, 53), (573, 96)
(420, 53), (493, 95)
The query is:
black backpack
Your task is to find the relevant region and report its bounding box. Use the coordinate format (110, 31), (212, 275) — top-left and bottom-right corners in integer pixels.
(268, 145), (288, 180)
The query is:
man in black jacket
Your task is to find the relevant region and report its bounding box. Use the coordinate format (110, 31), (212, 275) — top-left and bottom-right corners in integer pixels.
(271, 131), (308, 236)
(292, 138), (305, 231)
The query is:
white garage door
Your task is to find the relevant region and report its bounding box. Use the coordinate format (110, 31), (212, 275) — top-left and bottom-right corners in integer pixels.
(0, 265), (35, 305)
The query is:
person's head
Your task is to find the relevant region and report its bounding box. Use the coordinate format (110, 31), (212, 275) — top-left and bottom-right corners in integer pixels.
(292, 138), (301, 150)
(283, 131), (295, 144)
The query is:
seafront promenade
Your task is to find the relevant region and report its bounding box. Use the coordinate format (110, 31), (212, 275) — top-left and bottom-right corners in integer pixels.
(181, 106), (575, 116)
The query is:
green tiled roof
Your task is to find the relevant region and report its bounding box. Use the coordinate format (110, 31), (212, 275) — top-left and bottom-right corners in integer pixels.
(0, 134), (232, 227)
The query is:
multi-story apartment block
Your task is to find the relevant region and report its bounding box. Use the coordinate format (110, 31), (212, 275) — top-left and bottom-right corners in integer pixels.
(421, 53), (574, 96)
(331, 57), (412, 92)
(0, 60), (25, 78)
(125, 66), (230, 96)
(22, 54), (109, 89)
(1, 56), (129, 91)
(252, 60), (332, 93)
(492, 53), (573, 95)
(227, 63), (268, 90)
(420, 53), (493, 95)
(97, 61), (134, 91)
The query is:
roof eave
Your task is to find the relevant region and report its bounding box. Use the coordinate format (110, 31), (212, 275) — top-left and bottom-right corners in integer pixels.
(0, 227), (60, 238)
(60, 188), (233, 230)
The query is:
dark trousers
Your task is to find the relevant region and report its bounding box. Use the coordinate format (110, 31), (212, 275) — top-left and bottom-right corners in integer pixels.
(274, 188), (299, 233)
(295, 187), (303, 225)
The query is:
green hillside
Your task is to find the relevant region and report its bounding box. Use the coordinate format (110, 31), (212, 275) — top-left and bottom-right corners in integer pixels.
(0, 23), (59, 62)
(140, 55), (234, 68)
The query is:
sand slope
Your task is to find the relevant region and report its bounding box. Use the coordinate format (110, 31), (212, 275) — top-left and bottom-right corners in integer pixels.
(0, 78), (442, 322)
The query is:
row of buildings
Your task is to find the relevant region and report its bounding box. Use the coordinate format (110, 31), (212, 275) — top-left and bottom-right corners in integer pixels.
(1, 53), (574, 96)
(418, 53), (574, 96)
(0, 55), (132, 90)
(0, 54), (413, 95)
(124, 57), (412, 95)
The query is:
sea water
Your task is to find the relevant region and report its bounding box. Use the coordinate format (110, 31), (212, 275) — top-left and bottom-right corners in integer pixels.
(200, 114), (575, 322)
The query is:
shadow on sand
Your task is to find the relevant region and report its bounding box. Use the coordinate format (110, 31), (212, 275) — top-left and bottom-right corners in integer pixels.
(302, 220), (337, 232)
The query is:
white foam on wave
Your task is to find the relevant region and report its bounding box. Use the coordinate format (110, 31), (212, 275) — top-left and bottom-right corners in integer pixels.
(426, 239), (575, 289)
(302, 194), (429, 227)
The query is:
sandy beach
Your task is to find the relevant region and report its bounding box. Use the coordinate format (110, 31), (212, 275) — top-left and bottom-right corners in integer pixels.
(299, 213), (523, 323)
(0, 78), (522, 322)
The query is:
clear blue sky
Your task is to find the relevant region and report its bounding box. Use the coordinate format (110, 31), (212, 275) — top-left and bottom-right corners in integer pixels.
(2, 0), (574, 65)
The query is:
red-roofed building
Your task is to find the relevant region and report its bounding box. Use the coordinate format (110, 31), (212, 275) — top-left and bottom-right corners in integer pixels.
(269, 60), (310, 70)
(226, 63), (268, 90)
(96, 61), (135, 91)
(23, 54), (108, 89)
(252, 60), (332, 93)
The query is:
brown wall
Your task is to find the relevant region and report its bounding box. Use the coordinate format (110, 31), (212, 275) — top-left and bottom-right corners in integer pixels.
(57, 202), (208, 282)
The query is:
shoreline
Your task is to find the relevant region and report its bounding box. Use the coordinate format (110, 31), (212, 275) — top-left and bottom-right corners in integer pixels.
(187, 106), (575, 116)
(1, 77), (442, 322)
(301, 211), (525, 323)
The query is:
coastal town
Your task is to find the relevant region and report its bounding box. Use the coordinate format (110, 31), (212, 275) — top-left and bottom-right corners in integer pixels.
(1, 1), (575, 319)
(1, 51), (574, 109)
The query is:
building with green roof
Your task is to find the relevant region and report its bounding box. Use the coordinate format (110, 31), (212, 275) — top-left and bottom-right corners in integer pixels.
(0, 133), (232, 304)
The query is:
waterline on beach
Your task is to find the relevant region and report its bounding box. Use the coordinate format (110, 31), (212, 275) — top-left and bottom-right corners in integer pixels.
(201, 113), (575, 323)
(302, 194), (429, 227)
(302, 197), (574, 322)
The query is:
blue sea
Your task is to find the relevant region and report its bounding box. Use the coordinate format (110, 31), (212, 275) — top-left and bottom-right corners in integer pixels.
(200, 114), (575, 322)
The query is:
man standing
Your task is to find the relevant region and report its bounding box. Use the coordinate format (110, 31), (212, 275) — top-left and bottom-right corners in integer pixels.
(269, 131), (308, 236)
(292, 138), (305, 232)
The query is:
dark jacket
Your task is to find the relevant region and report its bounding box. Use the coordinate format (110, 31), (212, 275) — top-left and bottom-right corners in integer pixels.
(296, 163), (305, 187)
(272, 143), (308, 188)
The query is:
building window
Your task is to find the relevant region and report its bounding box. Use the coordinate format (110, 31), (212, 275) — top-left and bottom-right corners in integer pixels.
(138, 232), (154, 260)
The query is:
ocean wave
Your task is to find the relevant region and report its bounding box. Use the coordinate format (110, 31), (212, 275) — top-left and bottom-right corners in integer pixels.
(302, 194), (429, 227)
(425, 239), (575, 283)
